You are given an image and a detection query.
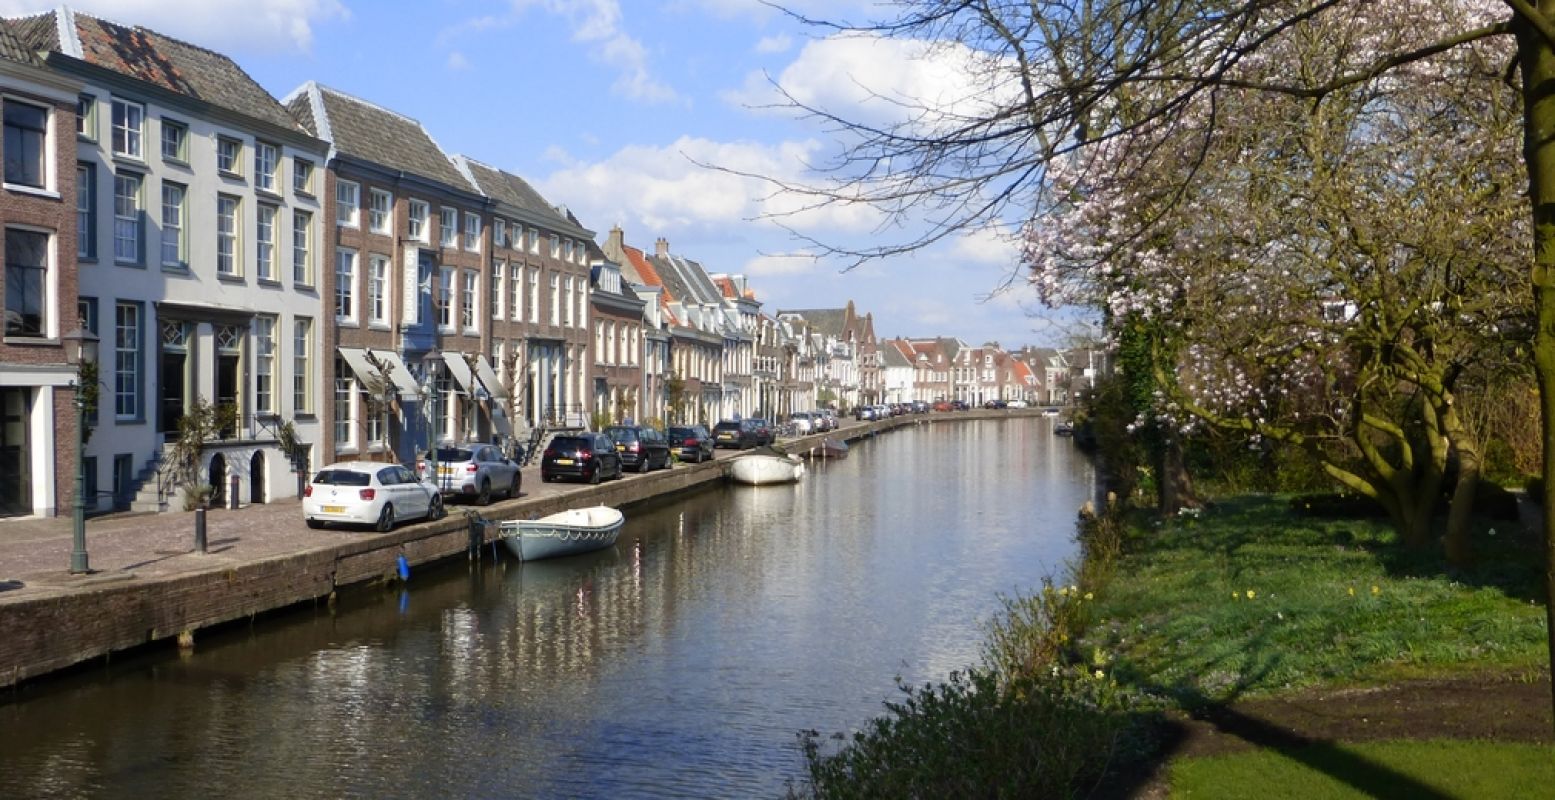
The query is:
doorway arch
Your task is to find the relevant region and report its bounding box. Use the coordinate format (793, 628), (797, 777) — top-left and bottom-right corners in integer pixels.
(250, 451), (266, 504)
(208, 453), (227, 507)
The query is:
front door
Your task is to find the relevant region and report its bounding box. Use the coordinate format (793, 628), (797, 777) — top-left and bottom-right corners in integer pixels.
(0, 388), (31, 517)
(161, 350), (186, 435)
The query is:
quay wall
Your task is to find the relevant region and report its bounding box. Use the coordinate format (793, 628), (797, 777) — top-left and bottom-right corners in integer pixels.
(0, 409), (1049, 688)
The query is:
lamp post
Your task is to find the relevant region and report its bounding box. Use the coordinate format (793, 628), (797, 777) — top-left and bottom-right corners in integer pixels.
(422, 348), (443, 489)
(63, 327), (99, 574)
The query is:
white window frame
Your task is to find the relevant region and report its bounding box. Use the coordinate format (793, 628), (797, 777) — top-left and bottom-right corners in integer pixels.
(510, 262), (522, 321)
(336, 180), (360, 227)
(440, 207), (457, 247)
(408, 199), (429, 242)
(335, 248), (358, 324)
(216, 136), (242, 175)
(216, 194), (241, 277)
(256, 204), (279, 281)
(368, 254), (389, 326)
(110, 98), (143, 159)
(294, 317), (313, 414)
(112, 173), (142, 264)
(114, 301), (141, 420)
(493, 219), (506, 249)
(492, 261), (505, 320)
(462, 269), (478, 333)
(528, 228), (539, 254)
(549, 234), (560, 259)
(438, 267), (455, 331)
(293, 158), (314, 195)
(255, 315), (276, 414)
(464, 212), (481, 251)
(159, 181), (186, 269)
(369, 188), (392, 234)
(292, 210), (313, 286)
(549, 273), (559, 325)
(255, 141), (279, 192)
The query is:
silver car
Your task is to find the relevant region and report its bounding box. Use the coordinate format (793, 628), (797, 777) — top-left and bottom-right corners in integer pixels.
(419, 443), (522, 505)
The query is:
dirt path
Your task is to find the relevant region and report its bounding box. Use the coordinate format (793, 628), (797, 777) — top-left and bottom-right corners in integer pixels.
(1106, 672), (1553, 799)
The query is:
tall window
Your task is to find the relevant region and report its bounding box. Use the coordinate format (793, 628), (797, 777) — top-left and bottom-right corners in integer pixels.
(510, 263), (522, 321)
(549, 273), (559, 325)
(111, 99), (142, 158)
(595, 321), (605, 364)
(563, 276), (573, 328)
(77, 95), (96, 140)
(76, 163), (96, 259)
(493, 219), (506, 249)
(438, 267), (454, 329)
(528, 228), (539, 253)
(216, 136), (241, 174)
(549, 234), (560, 258)
(115, 302), (140, 419)
(254, 141), (279, 191)
(464, 212), (481, 251)
(335, 249), (357, 322)
(255, 316), (275, 413)
(440, 207), (457, 247)
(113, 173), (141, 264)
(333, 357), (354, 446)
(562, 238), (574, 263)
(491, 261), (504, 319)
(369, 189), (392, 234)
(4, 229), (47, 337)
(256, 204), (277, 280)
(577, 284), (587, 331)
(293, 318), (312, 413)
(336, 180), (360, 227)
(160, 182), (186, 268)
(216, 195), (240, 276)
(293, 158), (314, 194)
(292, 210), (313, 285)
(408, 199), (429, 242)
(160, 118), (187, 161)
(368, 254), (389, 325)
(462, 270), (478, 331)
(4, 100), (47, 189)
(528, 267), (539, 322)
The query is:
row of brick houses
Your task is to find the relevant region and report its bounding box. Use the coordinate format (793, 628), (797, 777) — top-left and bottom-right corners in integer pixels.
(0, 9), (1093, 520)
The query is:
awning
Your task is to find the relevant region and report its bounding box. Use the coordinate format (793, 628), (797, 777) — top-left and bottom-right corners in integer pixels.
(440, 350), (477, 395)
(474, 355), (509, 400)
(337, 348), (388, 397)
(373, 350), (422, 401)
(338, 348), (421, 401)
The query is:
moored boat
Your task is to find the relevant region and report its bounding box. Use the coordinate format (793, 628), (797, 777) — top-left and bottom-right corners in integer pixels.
(729, 453), (806, 485)
(498, 505), (625, 561)
(805, 437), (849, 460)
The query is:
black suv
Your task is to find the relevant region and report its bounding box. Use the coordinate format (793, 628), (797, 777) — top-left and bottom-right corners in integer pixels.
(604, 425), (672, 473)
(540, 433), (624, 484)
(668, 424), (715, 463)
(713, 419), (760, 449)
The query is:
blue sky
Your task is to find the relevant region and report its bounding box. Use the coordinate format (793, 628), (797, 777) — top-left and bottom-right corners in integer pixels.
(5, 0), (1071, 346)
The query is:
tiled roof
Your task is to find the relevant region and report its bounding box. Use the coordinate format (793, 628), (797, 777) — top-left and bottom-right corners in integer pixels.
(458, 157), (573, 229)
(650, 253), (724, 308)
(289, 83), (473, 192)
(0, 19), (43, 66)
(780, 308), (847, 338)
(881, 340), (913, 368)
(13, 10), (300, 130)
(620, 244), (671, 301)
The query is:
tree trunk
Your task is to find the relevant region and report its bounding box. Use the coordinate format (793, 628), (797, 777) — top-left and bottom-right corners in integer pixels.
(1443, 399), (1482, 568)
(1156, 427), (1199, 515)
(1515, 13), (1555, 736)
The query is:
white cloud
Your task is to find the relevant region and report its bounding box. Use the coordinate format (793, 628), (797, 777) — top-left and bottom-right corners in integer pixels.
(949, 225), (1020, 266)
(742, 252), (820, 277)
(727, 33), (1013, 130)
(537, 135), (883, 237)
(754, 33), (791, 54)
(504, 0), (680, 105)
(446, 51), (472, 71)
(0, 0), (349, 52)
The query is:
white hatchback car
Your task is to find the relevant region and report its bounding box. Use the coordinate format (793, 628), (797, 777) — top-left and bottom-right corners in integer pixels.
(303, 461), (444, 532)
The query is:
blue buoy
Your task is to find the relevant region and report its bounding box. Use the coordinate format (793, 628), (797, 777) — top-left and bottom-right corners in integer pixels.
(397, 554), (410, 581)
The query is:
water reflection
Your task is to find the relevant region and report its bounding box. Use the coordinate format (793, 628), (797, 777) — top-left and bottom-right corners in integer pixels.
(0, 418), (1093, 799)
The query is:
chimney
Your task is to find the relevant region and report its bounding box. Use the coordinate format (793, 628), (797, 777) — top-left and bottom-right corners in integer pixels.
(606, 225), (625, 258)
(655, 237), (670, 257)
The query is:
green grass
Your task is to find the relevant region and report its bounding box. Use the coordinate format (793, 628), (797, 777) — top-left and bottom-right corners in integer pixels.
(1169, 740), (1555, 799)
(1084, 496), (1548, 703)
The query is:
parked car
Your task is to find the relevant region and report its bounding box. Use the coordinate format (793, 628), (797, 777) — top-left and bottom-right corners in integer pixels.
(605, 425), (673, 472)
(541, 433), (625, 484)
(1007, 399), (1028, 409)
(951, 400), (971, 411)
(855, 405), (879, 421)
(418, 443), (521, 505)
(789, 411), (816, 436)
(983, 399), (1008, 410)
(713, 419), (760, 449)
(819, 409), (839, 431)
(747, 418), (775, 446)
(932, 400), (953, 412)
(668, 424), (715, 463)
(911, 400), (930, 413)
(304, 461), (442, 532)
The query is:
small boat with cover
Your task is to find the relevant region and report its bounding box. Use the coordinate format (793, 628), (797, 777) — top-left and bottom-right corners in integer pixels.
(805, 437), (849, 460)
(498, 505), (625, 561)
(729, 450), (806, 485)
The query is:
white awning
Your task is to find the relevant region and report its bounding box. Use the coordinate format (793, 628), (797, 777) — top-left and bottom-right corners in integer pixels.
(474, 355), (509, 400)
(337, 348), (387, 397)
(440, 350), (477, 394)
(372, 350), (422, 401)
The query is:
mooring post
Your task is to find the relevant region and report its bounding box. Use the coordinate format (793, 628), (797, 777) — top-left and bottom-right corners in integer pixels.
(229, 475), (240, 510)
(194, 506), (207, 554)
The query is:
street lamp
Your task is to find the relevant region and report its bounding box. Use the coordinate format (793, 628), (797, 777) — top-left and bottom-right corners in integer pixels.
(422, 348), (443, 489)
(63, 326), (99, 574)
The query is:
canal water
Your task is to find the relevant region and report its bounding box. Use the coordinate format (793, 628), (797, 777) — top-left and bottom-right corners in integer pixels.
(0, 417), (1095, 799)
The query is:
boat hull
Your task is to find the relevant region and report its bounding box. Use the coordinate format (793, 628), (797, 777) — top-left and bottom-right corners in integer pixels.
(498, 506), (625, 561)
(804, 437), (849, 459)
(729, 454), (806, 485)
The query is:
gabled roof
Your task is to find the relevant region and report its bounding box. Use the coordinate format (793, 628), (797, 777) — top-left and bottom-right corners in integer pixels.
(779, 307), (847, 338)
(285, 82), (472, 192)
(10, 8), (300, 131)
(456, 156), (578, 232)
(650, 251), (725, 308)
(881, 339), (914, 368)
(0, 18), (43, 66)
(619, 244), (672, 302)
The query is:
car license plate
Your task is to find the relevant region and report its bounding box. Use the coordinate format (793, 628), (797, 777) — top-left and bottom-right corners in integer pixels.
(322, 505), (345, 513)
(615, 444), (625, 451)
(555, 458), (574, 465)
(719, 433), (732, 439)
(438, 467), (454, 475)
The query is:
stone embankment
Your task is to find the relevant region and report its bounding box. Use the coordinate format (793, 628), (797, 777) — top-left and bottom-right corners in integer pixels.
(0, 409), (1053, 688)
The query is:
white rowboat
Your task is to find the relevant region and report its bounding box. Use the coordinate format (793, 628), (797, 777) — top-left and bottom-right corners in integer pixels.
(729, 453), (806, 485)
(498, 505), (625, 561)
